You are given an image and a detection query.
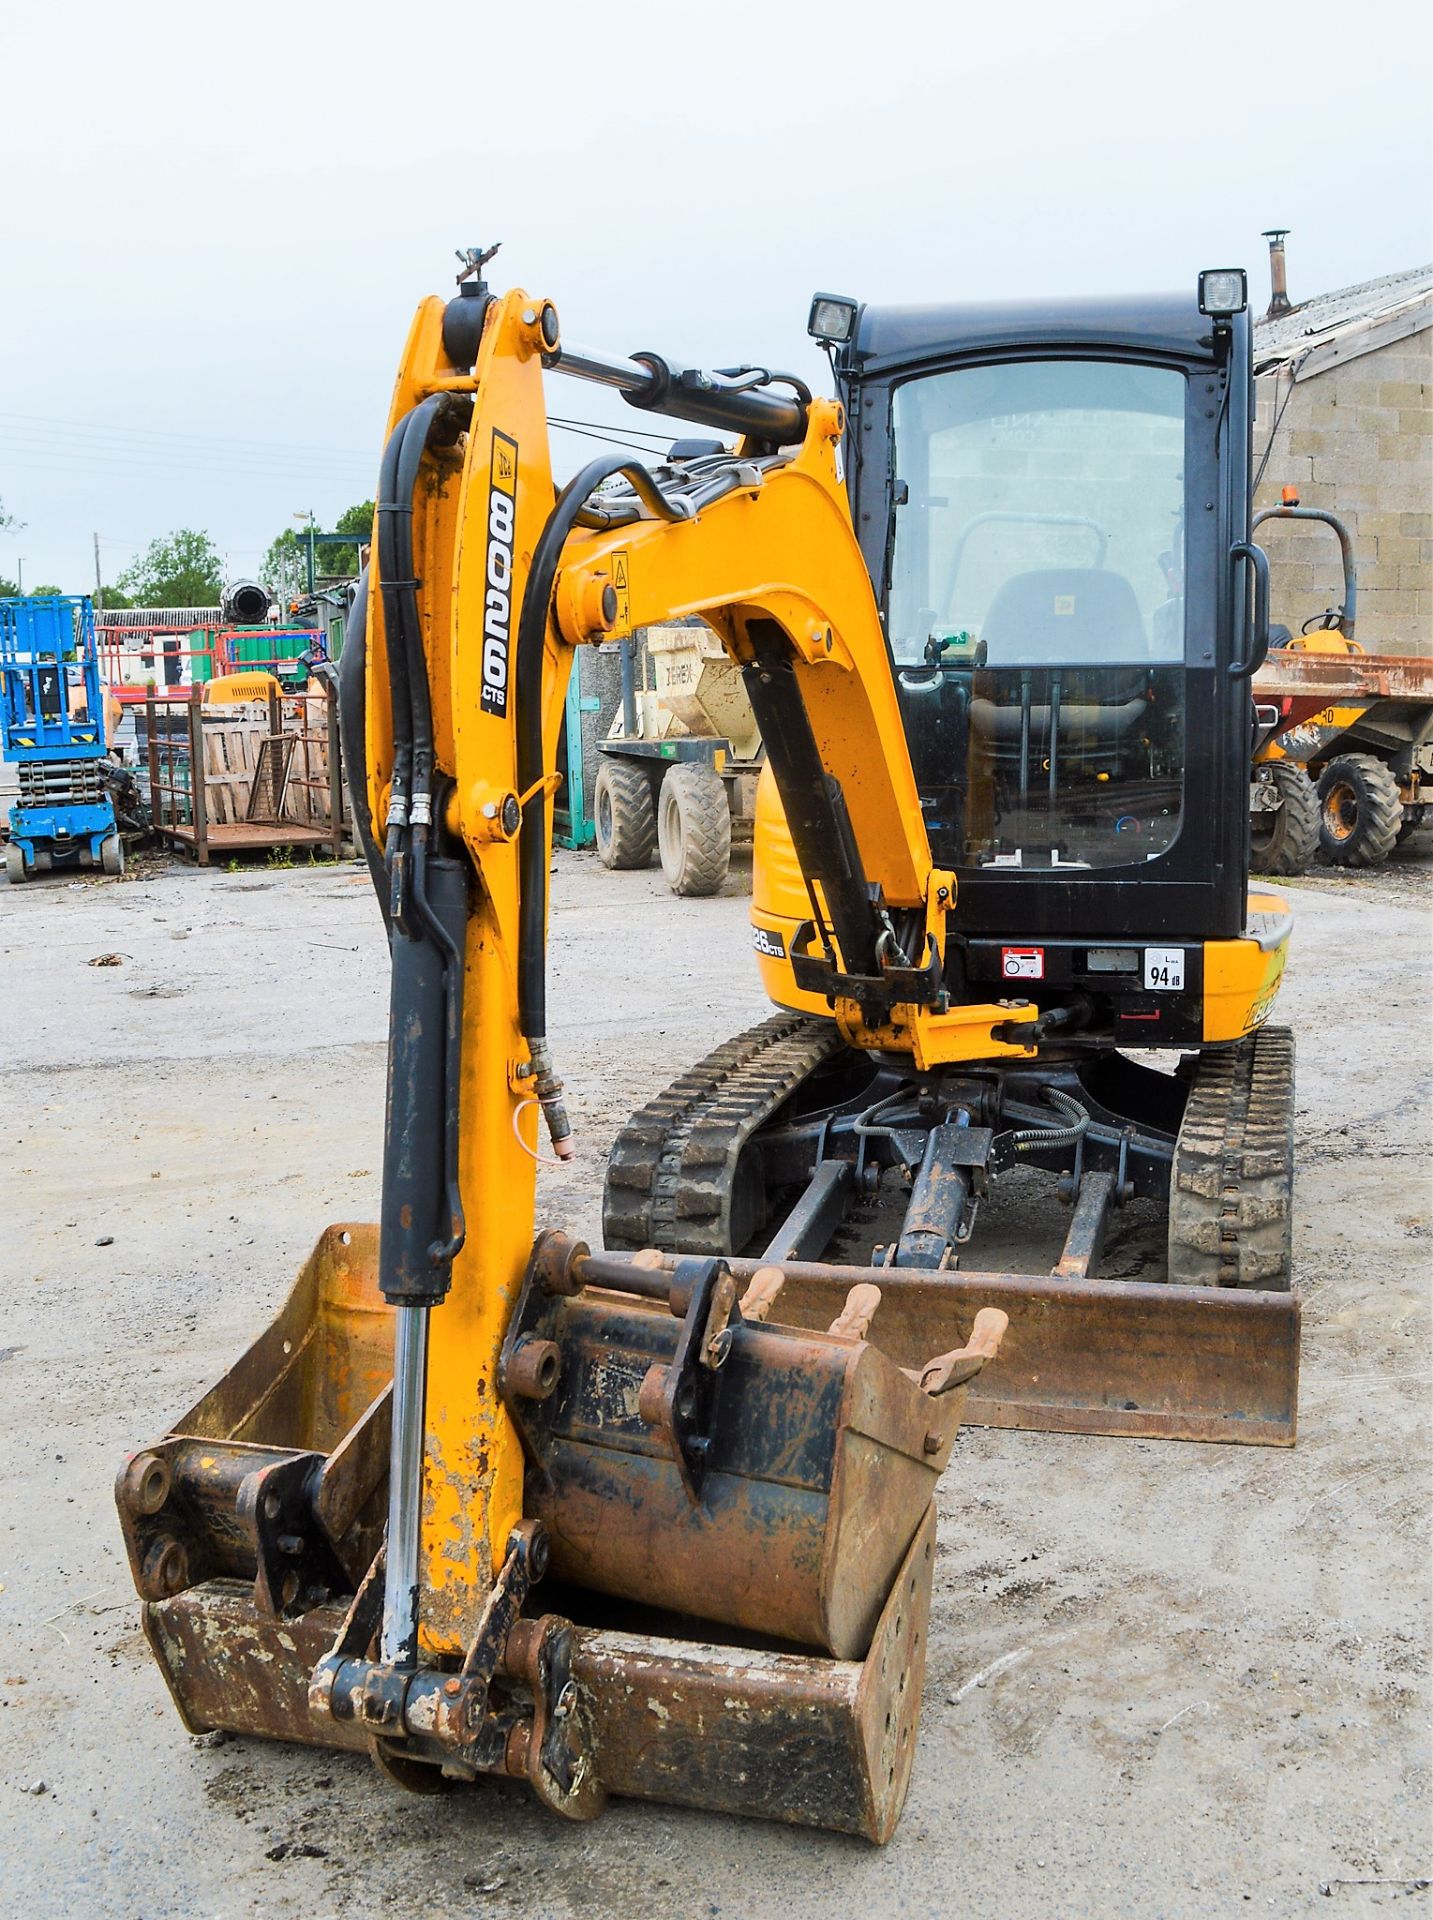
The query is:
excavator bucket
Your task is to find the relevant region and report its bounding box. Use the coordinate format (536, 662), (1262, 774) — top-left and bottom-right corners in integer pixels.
(118, 1224), (1005, 1841)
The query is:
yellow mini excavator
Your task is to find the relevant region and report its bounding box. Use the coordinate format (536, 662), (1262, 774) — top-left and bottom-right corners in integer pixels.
(117, 251), (1299, 1841)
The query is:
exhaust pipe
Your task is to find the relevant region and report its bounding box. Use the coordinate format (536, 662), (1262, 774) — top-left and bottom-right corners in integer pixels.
(1262, 228), (1293, 319)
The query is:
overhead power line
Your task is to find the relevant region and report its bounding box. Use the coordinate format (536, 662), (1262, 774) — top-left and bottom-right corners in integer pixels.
(0, 409), (375, 462)
(1, 409), (669, 496)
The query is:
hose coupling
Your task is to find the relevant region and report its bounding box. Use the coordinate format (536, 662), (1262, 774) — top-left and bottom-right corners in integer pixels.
(528, 1041), (575, 1161)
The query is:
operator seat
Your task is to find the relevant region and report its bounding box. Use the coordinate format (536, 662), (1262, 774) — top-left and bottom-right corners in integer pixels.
(971, 567), (1153, 761)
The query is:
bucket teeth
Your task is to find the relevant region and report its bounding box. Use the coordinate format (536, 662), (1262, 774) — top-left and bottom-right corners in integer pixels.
(828, 1282), (882, 1339)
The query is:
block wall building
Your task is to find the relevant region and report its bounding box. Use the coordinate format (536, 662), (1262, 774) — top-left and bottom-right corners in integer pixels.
(1252, 264), (1432, 653)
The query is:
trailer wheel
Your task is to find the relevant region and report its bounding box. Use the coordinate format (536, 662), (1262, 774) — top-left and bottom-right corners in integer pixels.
(1250, 762), (1319, 876)
(593, 759), (657, 870)
(100, 834), (125, 877)
(3, 843), (26, 884)
(658, 764), (731, 898)
(1317, 754), (1403, 867)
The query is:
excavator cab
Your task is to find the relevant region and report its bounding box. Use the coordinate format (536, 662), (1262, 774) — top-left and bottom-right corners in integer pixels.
(754, 279), (1281, 1038)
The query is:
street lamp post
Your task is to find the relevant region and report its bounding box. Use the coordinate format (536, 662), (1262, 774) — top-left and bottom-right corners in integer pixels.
(293, 510), (317, 596)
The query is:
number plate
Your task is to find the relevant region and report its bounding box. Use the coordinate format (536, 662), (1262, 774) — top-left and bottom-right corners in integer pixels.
(1143, 948), (1186, 992)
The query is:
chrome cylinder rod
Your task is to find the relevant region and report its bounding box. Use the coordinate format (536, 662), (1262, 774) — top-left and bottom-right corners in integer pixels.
(380, 1303), (429, 1667)
(554, 340), (653, 395)
(554, 341), (807, 444)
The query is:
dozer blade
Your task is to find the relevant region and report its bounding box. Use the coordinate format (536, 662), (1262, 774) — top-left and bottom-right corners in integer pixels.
(576, 1249), (1301, 1447)
(118, 1225), (996, 1841)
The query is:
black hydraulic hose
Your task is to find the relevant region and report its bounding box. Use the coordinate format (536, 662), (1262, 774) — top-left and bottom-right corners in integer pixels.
(391, 396), (445, 815)
(336, 568), (390, 929)
(1010, 1087), (1090, 1154)
(374, 413), (417, 840)
(515, 454), (668, 1043)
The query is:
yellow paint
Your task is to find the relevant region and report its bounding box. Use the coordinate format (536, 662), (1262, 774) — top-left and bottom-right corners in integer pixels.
(366, 285), (960, 1652)
(837, 997), (1039, 1066)
(555, 399), (936, 914)
(369, 291), (561, 1653)
(1203, 891), (1292, 1041)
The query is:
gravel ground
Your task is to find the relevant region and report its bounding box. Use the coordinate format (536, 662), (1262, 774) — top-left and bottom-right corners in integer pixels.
(0, 841), (1429, 1919)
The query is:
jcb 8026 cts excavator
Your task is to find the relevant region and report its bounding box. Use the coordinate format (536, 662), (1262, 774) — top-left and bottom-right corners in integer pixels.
(117, 252), (1299, 1842)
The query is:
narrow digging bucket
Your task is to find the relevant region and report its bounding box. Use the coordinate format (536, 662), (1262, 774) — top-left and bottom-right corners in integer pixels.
(499, 1233), (973, 1657)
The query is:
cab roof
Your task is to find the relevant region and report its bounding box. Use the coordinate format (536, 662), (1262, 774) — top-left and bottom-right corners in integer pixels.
(852, 292), (1220, 373)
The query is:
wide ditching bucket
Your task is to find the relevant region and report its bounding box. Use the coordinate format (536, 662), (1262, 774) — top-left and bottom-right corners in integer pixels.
(119, 1223), (1013, 1841)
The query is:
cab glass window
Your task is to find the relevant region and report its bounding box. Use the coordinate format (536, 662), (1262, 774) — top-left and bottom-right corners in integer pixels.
(887, 359), (1188, 871)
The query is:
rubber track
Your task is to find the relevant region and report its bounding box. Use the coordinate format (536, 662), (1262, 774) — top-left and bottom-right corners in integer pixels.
(1167, 1024), (1295, 1289)
(603, 1012), (844, 1255)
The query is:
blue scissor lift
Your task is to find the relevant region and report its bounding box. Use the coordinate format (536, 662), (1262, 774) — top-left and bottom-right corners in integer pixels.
(2, 595), (122, 881)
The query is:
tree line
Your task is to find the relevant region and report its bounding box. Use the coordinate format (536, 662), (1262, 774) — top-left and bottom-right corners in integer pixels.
(0, 495), (373, 609)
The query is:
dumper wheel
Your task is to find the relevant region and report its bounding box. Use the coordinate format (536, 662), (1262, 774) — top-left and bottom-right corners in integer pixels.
(1317, 754), (1402, 867)
(100, 834), (124, 877)
(593, 759), (657, 870)
(1250, 763), (1319, 876)
(3, 843), (25, 884)
(1167, 1025), (1294, 1290)
(658, 764), (731, 897)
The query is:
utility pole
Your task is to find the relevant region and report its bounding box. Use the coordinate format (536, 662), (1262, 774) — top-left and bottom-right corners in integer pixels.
(93, 531), (104, 611)
(16, 558), (23, 594)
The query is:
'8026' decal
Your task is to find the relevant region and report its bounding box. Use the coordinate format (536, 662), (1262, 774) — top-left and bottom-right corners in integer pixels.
(480, 431), (518, 717)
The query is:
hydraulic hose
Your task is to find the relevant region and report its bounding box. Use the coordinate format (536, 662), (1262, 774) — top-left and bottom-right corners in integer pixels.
(516, 454), (689, 1156)
(515, 456), (673, 1042)
(391, 396), (445, 819)
(374, 414), (417, 840)
(1010, 1087), (1090, 1154)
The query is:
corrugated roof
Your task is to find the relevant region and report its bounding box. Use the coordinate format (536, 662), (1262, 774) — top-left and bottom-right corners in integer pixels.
(1254, 263), (1433, 371)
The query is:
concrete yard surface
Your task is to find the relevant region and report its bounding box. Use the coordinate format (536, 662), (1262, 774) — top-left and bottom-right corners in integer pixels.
(0, 844), (1429, 1919)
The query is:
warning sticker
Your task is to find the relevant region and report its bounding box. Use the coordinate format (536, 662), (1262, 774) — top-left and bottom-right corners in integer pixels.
(610, 549), (631, 634)
(1001, 946), (1044, 980)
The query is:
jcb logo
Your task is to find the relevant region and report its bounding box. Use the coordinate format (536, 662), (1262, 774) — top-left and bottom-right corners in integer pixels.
(481, 431), (518, 717)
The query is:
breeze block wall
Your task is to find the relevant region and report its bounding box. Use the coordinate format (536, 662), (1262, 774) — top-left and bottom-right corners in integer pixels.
(1253, 328), (1433, 654)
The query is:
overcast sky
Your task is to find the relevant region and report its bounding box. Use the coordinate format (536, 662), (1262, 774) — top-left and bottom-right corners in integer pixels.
(3, 0), (1429, 593)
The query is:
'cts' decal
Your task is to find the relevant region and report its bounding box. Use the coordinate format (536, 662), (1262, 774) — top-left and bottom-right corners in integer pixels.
(481, 431), (518, 716)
